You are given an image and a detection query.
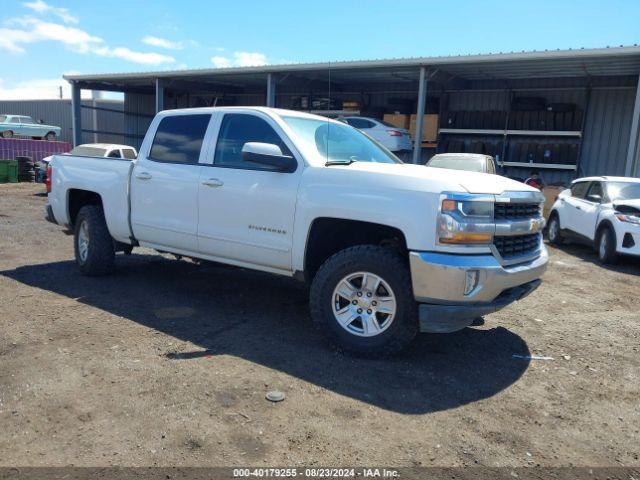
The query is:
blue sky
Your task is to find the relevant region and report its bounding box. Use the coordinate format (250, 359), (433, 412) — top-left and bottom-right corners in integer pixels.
(0, 0), (639, 99)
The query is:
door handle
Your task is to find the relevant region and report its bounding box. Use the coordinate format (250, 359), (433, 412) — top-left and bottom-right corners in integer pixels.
(202, 178), (224, 187)
(576, 206), (582, 211)
(135, 171), (152, 180)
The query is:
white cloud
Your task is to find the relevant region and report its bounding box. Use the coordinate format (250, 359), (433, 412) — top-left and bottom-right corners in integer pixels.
(0, 16), (175, 65)
(0, 77), (93, 100)
(233, 51), (268, 66)
(211, 55), (232, 68)
(142, 35), (183, 50)
(23, 0), (78, 24)
(5, 16), (102, 53)
(211, 51), (269, 68)
(94, 46), (175, 65)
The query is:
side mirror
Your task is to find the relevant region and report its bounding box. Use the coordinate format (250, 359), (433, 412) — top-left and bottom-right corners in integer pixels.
(38, 119), (44, 124)
(587, 194), (602, 203)
(242, 142), (296, 173)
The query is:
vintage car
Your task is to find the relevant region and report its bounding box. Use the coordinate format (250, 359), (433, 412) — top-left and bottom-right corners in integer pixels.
(0, 115), (62, 140)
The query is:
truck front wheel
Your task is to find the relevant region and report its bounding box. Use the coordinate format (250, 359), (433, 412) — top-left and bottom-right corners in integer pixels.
(74, 205), (115, 276)
(310, 245), (418, 357)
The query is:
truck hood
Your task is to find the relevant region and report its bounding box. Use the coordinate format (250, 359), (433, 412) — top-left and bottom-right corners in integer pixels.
(341, 161), (539, 195)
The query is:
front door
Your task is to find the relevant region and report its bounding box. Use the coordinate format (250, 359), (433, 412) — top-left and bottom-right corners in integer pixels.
(130, 113), (213, 252)
(197, 112), (302, 272)
(562, 180), (590, 234)
(572, 181), (603, 240)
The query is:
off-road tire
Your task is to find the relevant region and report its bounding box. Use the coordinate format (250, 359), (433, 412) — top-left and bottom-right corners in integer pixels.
(310, 245), (418, 357)
(547, 213), (564, 245)
(74, 205), (115, 276)
(596, 226), (618, 265)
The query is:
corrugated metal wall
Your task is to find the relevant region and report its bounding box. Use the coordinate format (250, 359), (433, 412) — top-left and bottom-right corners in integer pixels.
(581, 87), (636, 177)
(0, 99), (124, 144)
(123, 94), (154, 150)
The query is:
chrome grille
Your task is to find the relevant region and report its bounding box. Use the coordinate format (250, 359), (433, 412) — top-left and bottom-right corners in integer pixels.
(493, 233), (540, 260)
(494, 202), (540, 220)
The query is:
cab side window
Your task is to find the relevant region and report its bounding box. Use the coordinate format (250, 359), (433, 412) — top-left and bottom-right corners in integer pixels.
(214, 114), (292, 170)
(570, 182), (589, 199)
(149, 114), (211, 164)
(585, 182), (604, 202)
(107, 149), (122, 158)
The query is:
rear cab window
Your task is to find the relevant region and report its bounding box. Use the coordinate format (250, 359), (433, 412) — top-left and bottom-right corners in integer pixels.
(149, 114), (212, 164)
(122, 148), (136, 159)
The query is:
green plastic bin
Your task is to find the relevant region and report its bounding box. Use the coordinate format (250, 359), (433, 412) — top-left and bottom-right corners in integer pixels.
(0, 160), (19, 183)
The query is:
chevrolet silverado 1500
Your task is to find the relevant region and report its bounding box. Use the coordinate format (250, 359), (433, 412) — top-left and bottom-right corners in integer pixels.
(45, 107), (548, 356)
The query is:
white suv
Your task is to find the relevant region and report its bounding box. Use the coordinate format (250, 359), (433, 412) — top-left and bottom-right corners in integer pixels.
(340, 116), (413, 152)
(547, 176), (640, 263)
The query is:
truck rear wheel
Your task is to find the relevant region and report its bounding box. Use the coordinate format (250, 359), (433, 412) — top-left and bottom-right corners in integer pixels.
(310, 245), (418, 357)
(74, 205), (115, 276)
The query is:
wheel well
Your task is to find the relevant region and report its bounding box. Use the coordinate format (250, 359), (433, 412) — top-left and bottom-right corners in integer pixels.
(304, 218), (408, 282)
(595, 220), (615, 243)
(68, 189), (102, 226)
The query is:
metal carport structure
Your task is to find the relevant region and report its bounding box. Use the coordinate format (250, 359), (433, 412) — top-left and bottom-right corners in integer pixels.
(64, 45), (640, 178)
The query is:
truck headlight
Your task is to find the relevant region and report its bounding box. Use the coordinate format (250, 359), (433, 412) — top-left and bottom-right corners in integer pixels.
(438, 195), (494, 245)
(615, 213), (640, 225)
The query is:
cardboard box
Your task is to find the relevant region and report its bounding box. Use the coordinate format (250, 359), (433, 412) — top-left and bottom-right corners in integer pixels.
(383, 113), (410, 130)
(409, 114), (439, 142)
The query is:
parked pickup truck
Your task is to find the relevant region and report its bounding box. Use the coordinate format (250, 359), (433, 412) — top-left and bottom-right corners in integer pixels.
(45, 107), (548, 356)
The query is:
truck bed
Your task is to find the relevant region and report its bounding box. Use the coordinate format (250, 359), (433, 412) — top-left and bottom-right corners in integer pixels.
(47, 155), (134, 244)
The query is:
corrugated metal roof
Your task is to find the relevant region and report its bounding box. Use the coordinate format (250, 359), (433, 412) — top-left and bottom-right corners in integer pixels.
(65, 45), (640, 85)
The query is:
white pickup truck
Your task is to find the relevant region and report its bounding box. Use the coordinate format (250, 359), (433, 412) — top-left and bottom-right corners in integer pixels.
(45, 107), (548, 356)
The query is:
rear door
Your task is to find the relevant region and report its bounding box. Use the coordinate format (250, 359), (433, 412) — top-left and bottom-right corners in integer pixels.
(196, 111), (302, 272)
(130, 113), (214, 252)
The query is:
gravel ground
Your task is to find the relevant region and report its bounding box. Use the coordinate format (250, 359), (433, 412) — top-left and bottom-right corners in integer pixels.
(0, 183), (639, 467)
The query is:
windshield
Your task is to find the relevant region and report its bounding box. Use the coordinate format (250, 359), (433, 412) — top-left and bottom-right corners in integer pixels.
(607, 182), (640, 202)
(282, 116), (401, 164)
(70, 146), (108, 157)
(428, 155), (486, 173)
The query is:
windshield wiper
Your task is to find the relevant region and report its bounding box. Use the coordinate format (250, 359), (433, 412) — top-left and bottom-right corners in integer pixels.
(325, 159), (357, 166)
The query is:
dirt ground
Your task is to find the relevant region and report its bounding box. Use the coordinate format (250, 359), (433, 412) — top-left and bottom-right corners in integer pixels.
(0, 183), (639, 468)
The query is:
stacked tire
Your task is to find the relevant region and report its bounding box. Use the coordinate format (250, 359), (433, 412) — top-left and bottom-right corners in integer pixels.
(16, 156), (35, 183)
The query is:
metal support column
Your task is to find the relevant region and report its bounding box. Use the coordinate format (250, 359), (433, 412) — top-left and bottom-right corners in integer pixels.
(91, 90), (100, 143)
(266, 73), (276, 107)
(70, 81), (82, 147)
(155, 78), (164, 113)
(412, 66), (428, 164)
(625, 75), (640, 177)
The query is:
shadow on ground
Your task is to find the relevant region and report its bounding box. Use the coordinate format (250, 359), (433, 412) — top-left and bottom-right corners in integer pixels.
(547, 241), (640, 276)
(2, 254), (531, 414)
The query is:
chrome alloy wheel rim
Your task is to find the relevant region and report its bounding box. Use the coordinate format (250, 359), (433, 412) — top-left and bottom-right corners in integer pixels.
(331, 271), (397, 337)
(599, 232), (607, 259)
(549, 219), (558, 241)
(78, 220), (89, 262)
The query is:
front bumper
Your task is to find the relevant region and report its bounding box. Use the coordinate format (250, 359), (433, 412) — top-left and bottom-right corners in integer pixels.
(617, 223), (640, 256)
(409, 248), (548, 333)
